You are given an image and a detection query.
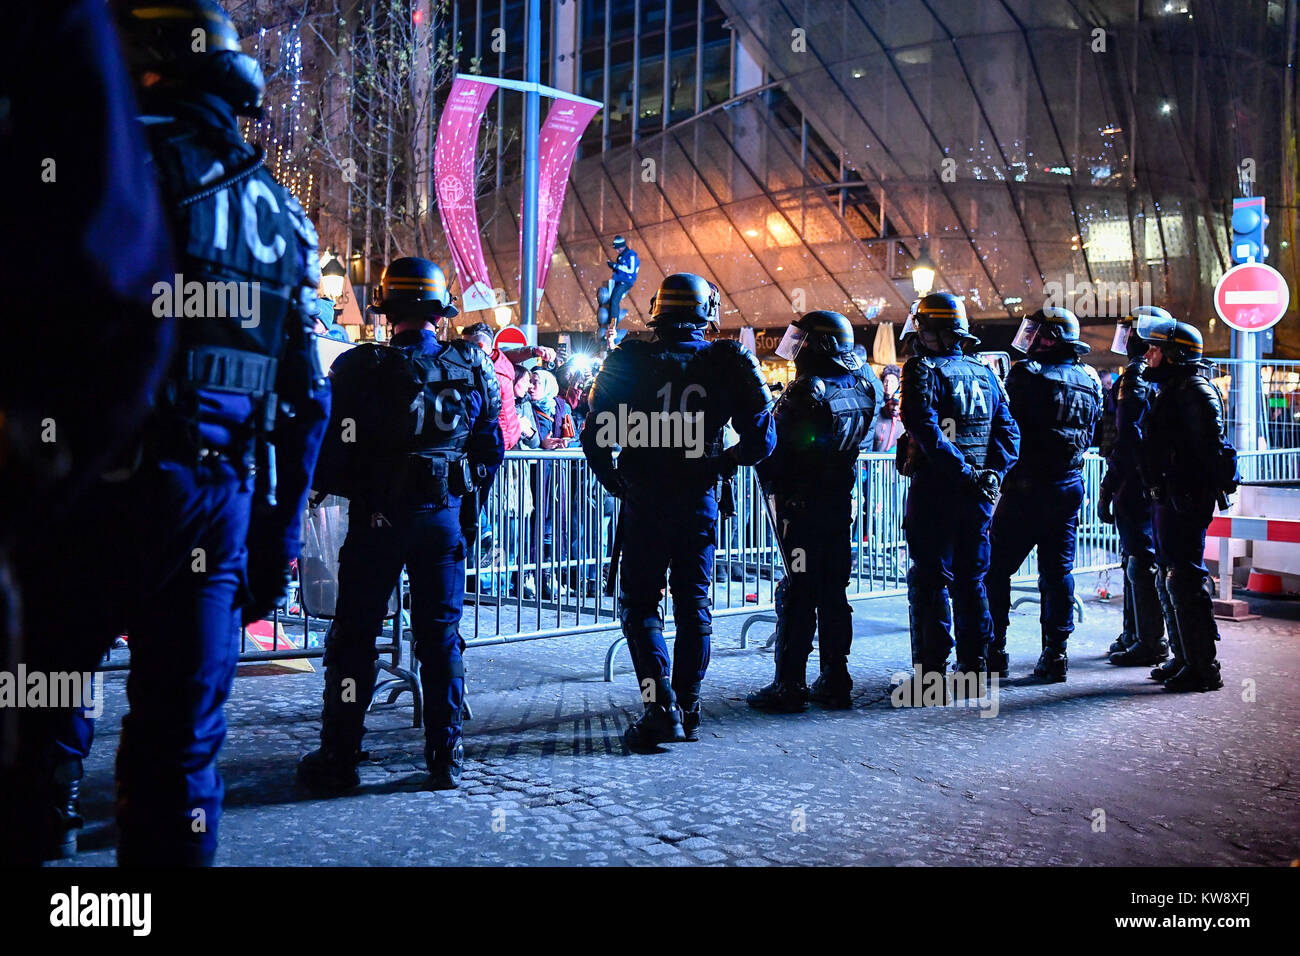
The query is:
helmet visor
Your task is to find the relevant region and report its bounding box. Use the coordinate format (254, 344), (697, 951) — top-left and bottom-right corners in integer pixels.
(1011, 318), (1040, 353)
(1135, 314), (1177, 343)
(900, 314), (916, 338)
(1111, 323), (1132, 355)
(774, 324), (807, 361)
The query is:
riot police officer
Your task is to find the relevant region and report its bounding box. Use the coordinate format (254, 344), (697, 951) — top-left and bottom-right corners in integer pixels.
(986, 308), (1102, 681)
(1137, 316), (1235, 692)
(746, 312), (881, 712)
(897, 293), (1020, 682)
(1101, 308), (1169, 668)
(5, 0), (331, 866)
(300, 257), (503, 791)
(582, 274), (775, 751)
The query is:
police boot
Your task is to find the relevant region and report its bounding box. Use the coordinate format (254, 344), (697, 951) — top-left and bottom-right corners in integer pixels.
(624, 679), (686, 753)
(1162, 570), (1224, 693)
(1031, 637), (1069, 683)
(1110, 556), (1168, 666)
(297, 660), (370, 794)
(676, 681), (703, 741)
(809, 660), (852, 710)
(40, 758), (84, 861)
(747, 680), (810, 713)
(985, 640), (1009, 679)
(1109, 576), (1138, 654)
(426, 737), (465, 790)
(1149, 568), (1185, 682)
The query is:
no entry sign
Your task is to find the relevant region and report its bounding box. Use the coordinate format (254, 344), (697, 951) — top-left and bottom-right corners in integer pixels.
(1213, 262), (1291, 333)
(493, 325), (528, 350)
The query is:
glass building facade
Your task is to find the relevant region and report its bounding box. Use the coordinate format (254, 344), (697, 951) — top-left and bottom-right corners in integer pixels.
(439, 0), (1297, 355)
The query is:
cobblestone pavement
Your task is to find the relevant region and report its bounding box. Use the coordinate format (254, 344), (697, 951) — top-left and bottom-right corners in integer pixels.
(54, 586), (1300, 866)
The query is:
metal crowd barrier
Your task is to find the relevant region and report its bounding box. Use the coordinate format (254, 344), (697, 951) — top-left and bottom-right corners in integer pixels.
(97, 449), (1135, 687)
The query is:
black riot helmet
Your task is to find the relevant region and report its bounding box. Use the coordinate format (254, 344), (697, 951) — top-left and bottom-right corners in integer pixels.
(378, 257), (459, 320)
(900, 292), (978, 354)
(774, 310), (862, 371)
(1136, 313), (1204, 365)
(648, 273), (720, 328)
(1012, 306), (1089, 357)
(114, 0), (266, 117)
(1112, 305), (1171, 360)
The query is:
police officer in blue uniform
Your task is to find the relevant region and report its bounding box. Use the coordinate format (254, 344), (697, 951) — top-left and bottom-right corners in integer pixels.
(582, 274), (775, 751)
(1137, 316), (1236, 692)
(5, 0), (331, 866)
(1101, 308), (1169, 668)
(0, 0), (178, 865)
(746, 311), (880, 712)
(300, 257), (503, 791)
(986, 308), (1103, 681)
(897, 293), (1020, 683)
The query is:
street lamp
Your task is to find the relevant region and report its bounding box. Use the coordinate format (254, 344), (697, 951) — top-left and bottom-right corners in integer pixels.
(911, 246), (937, 298)
(321, 254), (347, 302)
(494, 304), (514, 328)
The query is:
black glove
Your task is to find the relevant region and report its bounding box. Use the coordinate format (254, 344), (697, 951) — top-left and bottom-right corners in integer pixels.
(1097, 488), (1114, 524)
(971, 469), (1000, 503)
(606, 260), (615, 269)
(714, 448), (740, 480)
(242, 549), (293, 626)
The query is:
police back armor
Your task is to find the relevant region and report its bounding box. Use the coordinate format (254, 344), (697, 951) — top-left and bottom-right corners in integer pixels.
(1006, 359), (1103, 476)
(901, 354), (1002, 472)
(598, 338), (770, 486)
(145, 115), (319, 434)
(317, 339), (499, 504)
(765, 371), (878, 496)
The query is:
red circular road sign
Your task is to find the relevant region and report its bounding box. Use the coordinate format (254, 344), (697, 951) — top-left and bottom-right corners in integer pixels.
(1214, 262), (1291, 333)
(493, 325), (528, 350)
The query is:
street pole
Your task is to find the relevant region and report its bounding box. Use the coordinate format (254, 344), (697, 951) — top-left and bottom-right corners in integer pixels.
(520, 0), (541, 346)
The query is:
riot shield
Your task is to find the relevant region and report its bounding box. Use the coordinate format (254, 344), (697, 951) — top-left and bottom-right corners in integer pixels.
(299, 495), (398, 620)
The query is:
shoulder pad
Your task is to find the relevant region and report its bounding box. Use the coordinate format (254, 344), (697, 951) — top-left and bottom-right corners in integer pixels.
(1019, 360), (1043, 375)
(783, 375), (822, 404)
(1080, 362), (1103, 392)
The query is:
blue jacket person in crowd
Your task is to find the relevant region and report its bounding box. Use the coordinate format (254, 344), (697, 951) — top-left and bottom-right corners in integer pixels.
(747, 311), (881, 712)
(1099, 308), (1170, 668)
(897, 292), (1020, 686)
(582, 273), (775, 752)
(986, 308), (1103, 682)
(602, 235), (640, 333)
(6, 0), (331, 866)
(300, 257), (504, 791)
(1136, 316), (1236, 693)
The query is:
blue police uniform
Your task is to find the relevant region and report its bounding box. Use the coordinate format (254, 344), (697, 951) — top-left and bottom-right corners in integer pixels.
(309, 330), (503, 774)
(1138, 362), (1235, 690)
(582, 324), (774, 737)
(0, 0), (180, 865)
(1102, 359), (1167, 662)
(13, 85), (329, 865)
(900, 351), (1020, 672)
(755, 366), (880, 697)
(986, 356), (1102, 676)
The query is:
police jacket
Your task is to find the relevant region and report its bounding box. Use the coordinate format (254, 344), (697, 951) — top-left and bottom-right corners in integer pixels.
(581, 325), (776, 494)
(1004, 354), (1103, 480)
(1101, 359), (1154, 497)
(1138, 364), (1236, 500)
(141, 87), (330, 567)
(757, 363), (882, 498)
(314, 329), (503, 509)
(899, 349), (1019, 485)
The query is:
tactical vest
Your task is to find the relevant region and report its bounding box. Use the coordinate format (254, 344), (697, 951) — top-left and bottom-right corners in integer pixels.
(145, 118), (315, 422)
(611, 340), (725, 476)
(1009, 359), (1103, 475)
(928, 354), (997, 470)
(817, 374), (877, 456)
(349, 340), (480, 461)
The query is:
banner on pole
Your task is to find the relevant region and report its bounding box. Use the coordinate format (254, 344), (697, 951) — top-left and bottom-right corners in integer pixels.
(521, 98), (602, 308)
(434, 76), (498, 313)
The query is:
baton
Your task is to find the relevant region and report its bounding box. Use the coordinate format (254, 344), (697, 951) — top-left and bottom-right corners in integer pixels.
(605, 506), (623, 598)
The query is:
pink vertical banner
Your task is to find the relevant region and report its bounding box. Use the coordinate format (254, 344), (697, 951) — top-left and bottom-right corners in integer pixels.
(435, 76), (498, 313)
(521, 98), (602, 307)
